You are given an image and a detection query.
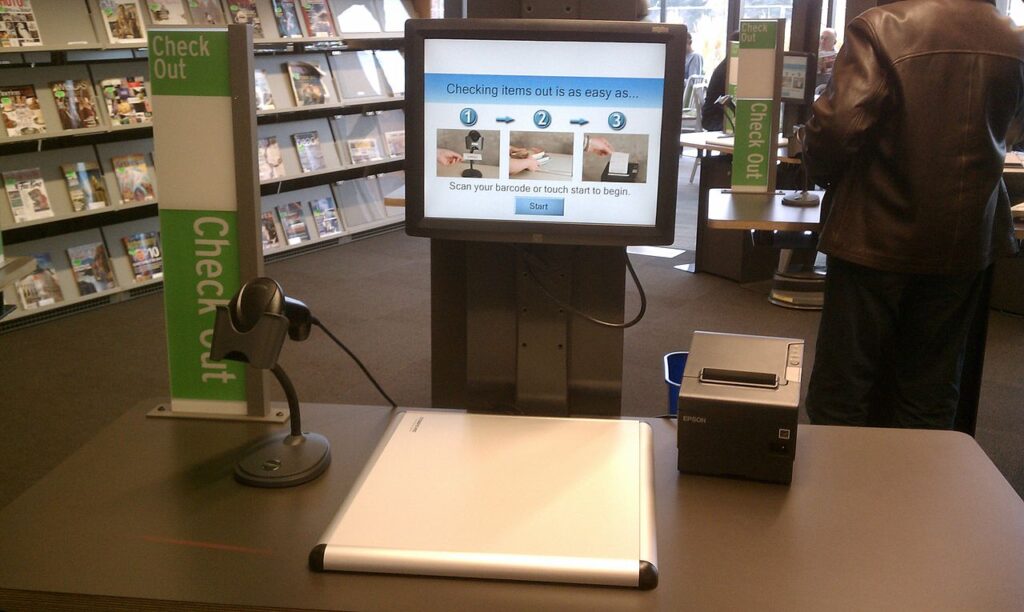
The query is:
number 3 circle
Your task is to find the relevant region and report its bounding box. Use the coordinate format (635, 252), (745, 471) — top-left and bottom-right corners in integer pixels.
(608, 112), (626, 130)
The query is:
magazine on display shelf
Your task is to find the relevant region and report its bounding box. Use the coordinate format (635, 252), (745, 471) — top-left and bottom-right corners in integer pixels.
(276, 201), (311, 245)
(61, 162), (108, 212)
(287, 61), (329, 106)
(98, 0), (147, 46)
(111, 153), (156, 204)
(254, 69), (276, 111)
(122, 230), (163, 281)
(188, 0), (225, 24)
(0, 0), (42, 47)
(299, 0), (335, 37)
(228, 0), (264, 38)
(3, 167), (53, 223)
(66, 241), (117, 295)
(347, 137), (383, 164)
(147, 0), (189, 24)
(293, 130), (326, 173)
(257, 136), (285, 181)
(15, 253), (64, 310)
(384, 130), (405, 157)
(309, 196), (341, 237)
(100, 76), (152, 125)
(1, 84), (46, 137)
(261, 210), (281, 249)
(50, 80), (101, 131)
(271, 0), (302, 38)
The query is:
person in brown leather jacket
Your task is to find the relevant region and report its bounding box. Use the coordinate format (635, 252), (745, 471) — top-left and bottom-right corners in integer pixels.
(803, 0), (1024, 429)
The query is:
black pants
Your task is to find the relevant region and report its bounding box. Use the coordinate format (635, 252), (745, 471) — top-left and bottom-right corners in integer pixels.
(805, 256), (987, 429)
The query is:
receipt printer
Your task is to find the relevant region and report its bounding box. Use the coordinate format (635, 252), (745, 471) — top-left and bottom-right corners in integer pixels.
(677, 331), (803, 485)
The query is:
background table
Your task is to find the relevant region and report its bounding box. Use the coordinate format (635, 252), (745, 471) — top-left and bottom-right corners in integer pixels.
(2, 402), (1022, 611)
(706, 189), (823, 231)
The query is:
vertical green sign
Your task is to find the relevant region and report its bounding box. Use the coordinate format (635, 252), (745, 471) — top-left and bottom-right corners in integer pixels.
(151, 27), (249, 412)
(731, 20), (781, 193)
(161, 209), (246, 400)
(731, 99), (774, 190)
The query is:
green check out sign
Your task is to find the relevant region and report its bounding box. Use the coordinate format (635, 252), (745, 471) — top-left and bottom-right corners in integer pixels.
(731, 20), (781, 194)
(151, 27), (250, 415)
(149, 30), (231, 97)
(732, 99), (775, 190)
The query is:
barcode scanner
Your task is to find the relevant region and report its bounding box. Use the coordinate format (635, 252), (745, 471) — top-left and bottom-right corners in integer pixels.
(212, 277), (331, 488)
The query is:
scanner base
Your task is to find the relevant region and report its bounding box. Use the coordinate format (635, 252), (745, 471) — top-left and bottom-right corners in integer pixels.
(235, 432), (331, 488)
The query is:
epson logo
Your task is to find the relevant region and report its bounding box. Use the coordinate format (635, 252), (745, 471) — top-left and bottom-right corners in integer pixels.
(681, 415), (707, 424)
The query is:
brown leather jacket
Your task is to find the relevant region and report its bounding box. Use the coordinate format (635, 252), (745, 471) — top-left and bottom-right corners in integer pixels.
(805, 0), (1024, 274)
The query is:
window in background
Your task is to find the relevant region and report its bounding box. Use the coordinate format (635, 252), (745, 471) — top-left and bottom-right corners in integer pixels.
(740, 0), (793, 49)
(663, 0), (730, 74)
(818, 0), (846, 58)
(1010, 2), (1024, 24)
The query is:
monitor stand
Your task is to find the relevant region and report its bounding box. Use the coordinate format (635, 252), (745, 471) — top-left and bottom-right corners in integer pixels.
(431, 239), (625, 417)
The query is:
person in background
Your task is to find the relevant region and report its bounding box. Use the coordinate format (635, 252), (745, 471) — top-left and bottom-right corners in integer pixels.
(684, 32), (704, 83)
(817, 28), (838, 84)
(819, 27), (837, 53)
(803, 0), (1023, 429)
(700, 31), (740, 133)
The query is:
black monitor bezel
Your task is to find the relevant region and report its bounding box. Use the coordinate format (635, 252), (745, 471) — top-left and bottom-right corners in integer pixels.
(404, 18), (686, 246)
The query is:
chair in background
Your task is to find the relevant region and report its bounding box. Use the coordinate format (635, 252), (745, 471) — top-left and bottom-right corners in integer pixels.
(680, 74), (707, 133)
(680, 74), (708, 183)
(687, 82), (707, 183)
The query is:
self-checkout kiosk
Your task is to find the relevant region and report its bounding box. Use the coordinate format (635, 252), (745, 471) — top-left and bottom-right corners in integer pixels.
(408, 17), (686, 416)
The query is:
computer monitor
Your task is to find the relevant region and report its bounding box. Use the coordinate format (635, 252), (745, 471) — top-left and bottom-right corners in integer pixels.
(781, 51), (816, 105)
(404, 19), (686, 246)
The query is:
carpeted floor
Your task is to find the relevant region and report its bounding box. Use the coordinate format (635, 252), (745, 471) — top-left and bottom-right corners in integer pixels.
(2, 156), (1022, 508)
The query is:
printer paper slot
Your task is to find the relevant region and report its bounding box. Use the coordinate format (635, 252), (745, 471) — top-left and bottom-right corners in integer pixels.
(699, 368), (779, 389)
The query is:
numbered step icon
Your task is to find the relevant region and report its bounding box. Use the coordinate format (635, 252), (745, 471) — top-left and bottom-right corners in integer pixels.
(533, 109), (552, 129)
(460, 108), (478, 127)
(608, 112), (627, 131)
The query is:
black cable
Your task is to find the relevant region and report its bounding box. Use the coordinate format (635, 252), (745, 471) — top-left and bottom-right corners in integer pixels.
(312, 317), (398, 409)
(516, 246), (648, 329)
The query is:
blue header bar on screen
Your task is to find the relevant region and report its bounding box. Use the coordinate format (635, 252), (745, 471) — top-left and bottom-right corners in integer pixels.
(424, 73), (664, 108)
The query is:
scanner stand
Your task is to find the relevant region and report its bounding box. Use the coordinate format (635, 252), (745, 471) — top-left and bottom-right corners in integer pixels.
(211, 302), (331, 488)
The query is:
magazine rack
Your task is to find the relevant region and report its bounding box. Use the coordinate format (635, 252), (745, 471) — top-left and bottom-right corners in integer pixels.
(0, 0), (413, 332)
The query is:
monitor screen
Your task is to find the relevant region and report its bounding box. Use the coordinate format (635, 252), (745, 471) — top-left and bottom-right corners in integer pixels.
(781, 52), (816, 105)
(404, 19), (686, 245)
